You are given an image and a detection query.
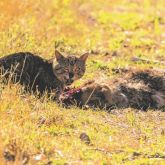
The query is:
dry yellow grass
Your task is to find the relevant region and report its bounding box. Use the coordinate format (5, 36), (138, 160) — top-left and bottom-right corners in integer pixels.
(0, 0), (165, 164)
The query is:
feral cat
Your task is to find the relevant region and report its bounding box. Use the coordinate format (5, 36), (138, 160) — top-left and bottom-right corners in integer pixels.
(0, 50), (88, 98)
(61, 70), (165, 110)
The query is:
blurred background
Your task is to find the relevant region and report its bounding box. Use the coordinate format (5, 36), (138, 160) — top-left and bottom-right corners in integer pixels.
(0, 1), (165, 164)
(0, 0), (165, 81)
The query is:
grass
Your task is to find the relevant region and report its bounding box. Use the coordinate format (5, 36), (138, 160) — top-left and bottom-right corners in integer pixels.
(0, 0), (165, 164)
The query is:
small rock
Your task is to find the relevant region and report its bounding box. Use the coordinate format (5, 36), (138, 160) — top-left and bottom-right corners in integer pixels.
(80, 132), (90, 144)
(104, 51), (110, 56)
(111, 51), (118, 56)
(132, 152), (141, 157)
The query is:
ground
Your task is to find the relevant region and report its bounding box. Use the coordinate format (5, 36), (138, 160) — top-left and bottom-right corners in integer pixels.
(0, 0), (165, 164)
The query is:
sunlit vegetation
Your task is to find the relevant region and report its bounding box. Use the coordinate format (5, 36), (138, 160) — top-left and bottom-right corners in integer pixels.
(0, 0), (165, 164)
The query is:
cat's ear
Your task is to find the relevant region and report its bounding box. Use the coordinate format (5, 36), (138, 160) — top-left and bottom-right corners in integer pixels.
(79, 53), (89, 63)
(55, 50), (65, 62)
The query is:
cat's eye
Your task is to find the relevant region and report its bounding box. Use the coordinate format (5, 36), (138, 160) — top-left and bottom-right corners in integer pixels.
(55, 67), (68, 74)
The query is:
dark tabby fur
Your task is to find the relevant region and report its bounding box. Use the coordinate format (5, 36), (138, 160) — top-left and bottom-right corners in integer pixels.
(0, 50), (88, 98)
(61, 70), (165, 110)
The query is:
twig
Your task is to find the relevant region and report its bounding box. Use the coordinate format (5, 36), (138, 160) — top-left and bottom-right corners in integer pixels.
(84, 87), (96, 105)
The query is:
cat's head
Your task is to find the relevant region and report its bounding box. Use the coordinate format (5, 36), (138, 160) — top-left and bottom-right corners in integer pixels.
(52, 50), (88, 86)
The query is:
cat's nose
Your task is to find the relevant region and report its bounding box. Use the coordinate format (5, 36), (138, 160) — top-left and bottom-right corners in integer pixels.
(69, 72), (74, 78)
(70, 79), (73, 83)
